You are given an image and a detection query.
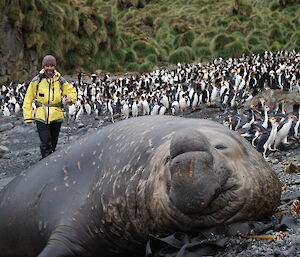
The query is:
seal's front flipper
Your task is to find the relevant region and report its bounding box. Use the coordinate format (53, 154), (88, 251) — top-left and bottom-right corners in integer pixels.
(37, 226), (87, 257)
(37, 241), (77, 257)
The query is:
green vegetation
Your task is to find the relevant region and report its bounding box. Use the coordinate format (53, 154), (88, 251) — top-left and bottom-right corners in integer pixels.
(2, 0), (300, 73)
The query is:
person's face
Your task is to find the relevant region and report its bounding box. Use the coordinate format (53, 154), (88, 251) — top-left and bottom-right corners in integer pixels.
(44, 65), (55, 78)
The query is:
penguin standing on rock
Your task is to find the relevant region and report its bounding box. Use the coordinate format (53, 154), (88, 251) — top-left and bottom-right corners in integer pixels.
(68, 103), (76, 120)
(83, 101), (92, 115)
(3, 103), (10, 117)
(256, 117), (280, 159)
(150, 102), (160, 115)
(179, 94), (188, 113)
(14, 102), (21, 114)
(158, 105), (167, 115)
(273, 114), (295, 149)
(160, 94), (169, 110)
(107, 99), (115, 123)
(171, 101), (179, 115)
(75, 101), (84, 122)
(142, 98), (150, 115)
(251, 122), (268, 147)
(121, 100), (130, 119)
(131, 100), (139, 117)
(291, 104), (300, 138)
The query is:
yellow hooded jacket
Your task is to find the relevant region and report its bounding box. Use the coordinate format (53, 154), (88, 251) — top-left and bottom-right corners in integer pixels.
(23, 70), (77, 124)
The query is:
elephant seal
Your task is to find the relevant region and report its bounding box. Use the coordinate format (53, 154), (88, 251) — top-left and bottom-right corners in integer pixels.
(0, 116), (281, 257)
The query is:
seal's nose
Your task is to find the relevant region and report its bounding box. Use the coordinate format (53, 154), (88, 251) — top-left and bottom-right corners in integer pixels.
(168, 151), (220, 215)
(168, 129), (221, 215)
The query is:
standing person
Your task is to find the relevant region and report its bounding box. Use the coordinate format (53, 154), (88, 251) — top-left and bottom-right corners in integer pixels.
(91, 73), (97, 84)
(23, 55), (77, 159)
(78, 71), (84, 86)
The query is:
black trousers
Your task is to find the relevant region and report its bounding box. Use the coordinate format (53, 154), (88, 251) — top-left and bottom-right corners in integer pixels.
(36, 121), (62, 159)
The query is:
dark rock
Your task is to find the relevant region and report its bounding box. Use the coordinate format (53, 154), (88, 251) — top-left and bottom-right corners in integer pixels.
(236, 241), (249, 253)
(0, 15), (38, 84)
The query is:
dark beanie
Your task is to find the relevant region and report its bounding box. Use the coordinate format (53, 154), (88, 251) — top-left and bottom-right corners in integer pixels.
(42, 55), (57, 67)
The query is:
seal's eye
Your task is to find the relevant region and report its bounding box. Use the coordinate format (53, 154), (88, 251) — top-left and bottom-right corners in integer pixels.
(214, 144), (227, 150)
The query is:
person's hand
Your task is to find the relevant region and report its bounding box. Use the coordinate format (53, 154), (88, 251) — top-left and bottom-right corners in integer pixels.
(63, 96), (73, 104)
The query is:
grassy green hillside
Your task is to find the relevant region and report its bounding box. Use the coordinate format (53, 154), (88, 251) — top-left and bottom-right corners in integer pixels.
(1, 0), (300, 74)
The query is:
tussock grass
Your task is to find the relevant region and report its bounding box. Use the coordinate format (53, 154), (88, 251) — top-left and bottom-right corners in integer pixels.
(124, 48), (137, 63)
(169, 46), (195, 64)
(285, 31), (300, 50)
(178, 31), (195, 47)
(42, 5), (65, 32)
(82, 18), (98, 38)
(211, 33), (237, 53)
(112, 49), (127, 64)
(270, 41), (283, 52)
(24, 32), (44, 49)
(132, 40), (158, 58)
(146, 54), (158, 63)
(6, 6), (24, 28)
(77, 38), (98, 56)
(106, 62), (122, 73)
(251, 42), (269, 54)
(268, 24), (283, 42)
(62, 31), (79, 52)
(2, 0), (300, 73)
(221, 40), (246, 58)
(139, 62), (155, 73)
(247, 35), (260, 46)
(94, 27), (108, 44)
(22, 11), (41, 32)
(125, 62), (139, 71)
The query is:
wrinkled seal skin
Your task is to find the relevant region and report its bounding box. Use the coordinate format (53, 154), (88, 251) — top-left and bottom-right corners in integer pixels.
(0, 116), (281, 257)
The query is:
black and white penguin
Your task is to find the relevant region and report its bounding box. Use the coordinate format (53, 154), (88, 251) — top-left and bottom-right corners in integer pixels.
(121, 100), (130, 119)
(131, 100), (139, 117)
(256, 117), (279, 159)
(273, 114), (295, 149)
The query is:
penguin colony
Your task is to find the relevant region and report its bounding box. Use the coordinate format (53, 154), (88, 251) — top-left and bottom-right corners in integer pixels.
(0, 50), (299, 159)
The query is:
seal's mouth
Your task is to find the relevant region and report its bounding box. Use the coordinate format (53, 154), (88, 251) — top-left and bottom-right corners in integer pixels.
(197, 176), (241, 217)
